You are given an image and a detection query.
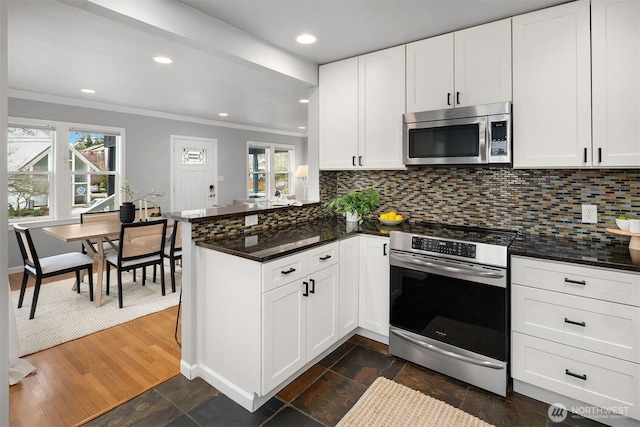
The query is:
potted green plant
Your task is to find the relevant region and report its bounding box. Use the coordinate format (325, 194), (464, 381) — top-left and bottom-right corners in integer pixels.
(120, 180), (164, 223)
(324, 189), (381, 224)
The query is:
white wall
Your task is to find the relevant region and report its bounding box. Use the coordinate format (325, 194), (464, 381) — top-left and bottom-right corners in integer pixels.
(7, 98), (308, 270)
(1, 1), (10, 423)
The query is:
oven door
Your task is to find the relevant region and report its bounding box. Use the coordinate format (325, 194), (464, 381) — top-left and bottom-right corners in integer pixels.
(403, 116), (487, 166)
(389, 251), (508, 362)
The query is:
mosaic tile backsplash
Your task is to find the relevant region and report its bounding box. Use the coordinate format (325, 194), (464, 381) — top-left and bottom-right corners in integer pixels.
(321, 168), (640, 242)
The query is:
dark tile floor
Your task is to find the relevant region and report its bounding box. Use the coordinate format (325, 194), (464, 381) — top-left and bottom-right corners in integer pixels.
(84, 335), (606, 427)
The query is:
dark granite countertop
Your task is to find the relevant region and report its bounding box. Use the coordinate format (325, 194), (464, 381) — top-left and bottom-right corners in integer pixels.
(196, 218), (395, 262)
(509, 233), (640, 273)
(197, 216), (640, 273)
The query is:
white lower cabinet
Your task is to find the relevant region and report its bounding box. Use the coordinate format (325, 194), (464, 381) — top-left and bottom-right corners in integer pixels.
(262, 249), (339, 395)
(511, 255), (640, 422)
(359, 235), (390, 337)
(194, 235), (391, 411)
(339, 237), (359, 338)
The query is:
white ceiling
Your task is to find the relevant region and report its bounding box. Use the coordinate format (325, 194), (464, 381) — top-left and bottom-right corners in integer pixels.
(8, 0), (569, 135)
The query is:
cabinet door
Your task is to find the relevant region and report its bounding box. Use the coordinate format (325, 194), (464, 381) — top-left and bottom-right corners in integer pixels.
(358, 46), (406, 170)
(512, 0), (591, 168)
(359, 236), (390, 337)
(262, 280), (306, 395)
(319, 57), (359, 170)
(306, 264), (340, 361)
(592, 0), (640, 167)
(454, 19), (512, 107)
(406, 34), (454, 112)
(339, 237), (359, 338)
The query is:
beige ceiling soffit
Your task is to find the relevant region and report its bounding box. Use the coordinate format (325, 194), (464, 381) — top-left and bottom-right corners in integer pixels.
(58, 0), (318, 86)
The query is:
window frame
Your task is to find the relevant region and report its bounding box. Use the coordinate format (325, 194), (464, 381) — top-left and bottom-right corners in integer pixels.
(7, 117), (126, 224)
(246, 141), (295, 199)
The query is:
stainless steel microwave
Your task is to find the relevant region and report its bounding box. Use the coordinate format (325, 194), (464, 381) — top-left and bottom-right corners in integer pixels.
(403, 102), (512, 167)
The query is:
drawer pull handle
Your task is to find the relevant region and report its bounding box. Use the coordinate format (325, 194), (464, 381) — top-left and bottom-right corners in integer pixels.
(564, 318), (586, 327)
(303, 281), (309, 297)
(564, 278), (586, 286)
(309, 279), (315, 294)
(319, 255), (332, 261)
(565, 369), (587, 381)
(281, 268), (296, 275)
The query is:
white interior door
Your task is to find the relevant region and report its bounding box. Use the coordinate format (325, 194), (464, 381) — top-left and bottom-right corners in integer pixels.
(170, 135), (218, 212)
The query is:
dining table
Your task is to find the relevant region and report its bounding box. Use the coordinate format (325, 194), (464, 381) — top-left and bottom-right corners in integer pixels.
(42, 221), (121, 307)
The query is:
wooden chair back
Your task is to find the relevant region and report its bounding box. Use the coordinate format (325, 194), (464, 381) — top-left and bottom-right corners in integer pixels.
(119, 220), (167, 261)
(14, 225), (40, 272)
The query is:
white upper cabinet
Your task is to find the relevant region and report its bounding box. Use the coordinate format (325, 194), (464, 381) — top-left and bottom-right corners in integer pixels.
(358, 46), (406, 170)
(319, 46), (405, 170)
(319, 57), (359, 170)
(406, 34), (454, 112)
(592, 0), (640, 167)
(406, 19), (512, 113)
(512, 0), (592, 168)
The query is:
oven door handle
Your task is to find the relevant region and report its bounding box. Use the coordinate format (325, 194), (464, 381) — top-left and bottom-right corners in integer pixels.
(391, 329), (505, 370)
(393, 253), (504, 279)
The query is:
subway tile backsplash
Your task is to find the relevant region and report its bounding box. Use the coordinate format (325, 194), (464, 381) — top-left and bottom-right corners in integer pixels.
(321, 168), (640, 242)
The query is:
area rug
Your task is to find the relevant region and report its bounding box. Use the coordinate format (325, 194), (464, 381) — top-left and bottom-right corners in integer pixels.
(10, 267), (181, 357)
(337, 377), (495, 427)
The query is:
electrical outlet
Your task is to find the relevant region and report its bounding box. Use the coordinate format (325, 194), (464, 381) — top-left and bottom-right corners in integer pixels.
(581, 204), (598, 224)
(245, 235), (258, 247)
(245, 214), (258, 227)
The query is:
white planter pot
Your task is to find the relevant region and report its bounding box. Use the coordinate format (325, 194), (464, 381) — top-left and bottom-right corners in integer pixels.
(345, 211), (360, 223)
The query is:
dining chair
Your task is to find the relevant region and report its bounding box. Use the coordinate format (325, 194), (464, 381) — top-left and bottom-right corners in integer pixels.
(105, 219), (168, 308)
(163, 220), (182, 293)
(14, 224), (95, 319)
(80, 209), (120, 255)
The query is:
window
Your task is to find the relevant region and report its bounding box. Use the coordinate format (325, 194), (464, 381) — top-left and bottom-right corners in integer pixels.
(246, 142), (294, 199)
(7, 118), (124, 222)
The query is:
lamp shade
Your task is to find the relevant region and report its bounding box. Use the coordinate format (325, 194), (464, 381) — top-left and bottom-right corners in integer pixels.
(295, 165), (309, 178)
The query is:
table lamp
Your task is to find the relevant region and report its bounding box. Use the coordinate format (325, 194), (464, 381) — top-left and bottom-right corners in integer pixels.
(295, 165), (309, 200)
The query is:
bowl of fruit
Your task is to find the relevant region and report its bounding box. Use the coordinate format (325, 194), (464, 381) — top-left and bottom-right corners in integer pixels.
(379, 211), (404, 226)
(616, 215), (630, 231)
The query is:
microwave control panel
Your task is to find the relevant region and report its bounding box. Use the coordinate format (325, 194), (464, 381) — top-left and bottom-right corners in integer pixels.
(411, 237), (476, 259)
(489, 121), (508, 156)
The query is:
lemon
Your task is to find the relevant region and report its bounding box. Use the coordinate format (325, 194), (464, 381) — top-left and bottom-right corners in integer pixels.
(395, 214), (403, 221)
(387, 211), (397, 217)
(380, 213), (389, 220)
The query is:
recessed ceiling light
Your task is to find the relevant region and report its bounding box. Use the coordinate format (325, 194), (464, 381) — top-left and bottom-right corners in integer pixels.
(81, 89), (95, 94)
(296, 33), (317, 45)
(218, 113), (228, 117)
(153, 56), (173, 64)
(299, 99), (309, 104)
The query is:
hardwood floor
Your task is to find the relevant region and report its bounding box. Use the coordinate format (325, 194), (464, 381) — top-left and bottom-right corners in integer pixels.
(8, 272), (181, 427)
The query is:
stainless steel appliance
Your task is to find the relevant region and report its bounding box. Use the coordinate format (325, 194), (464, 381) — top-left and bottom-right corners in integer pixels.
(403, 102), (511, 167)
(389, 224), (517, 396)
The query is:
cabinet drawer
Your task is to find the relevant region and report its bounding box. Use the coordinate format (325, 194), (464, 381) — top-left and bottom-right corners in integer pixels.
(263, 253), (307, 292)
(512, 285), (640, 362)
(307, 242), (339, 273)
(511, 256), (640, 306)
(512, 333), (640, 420)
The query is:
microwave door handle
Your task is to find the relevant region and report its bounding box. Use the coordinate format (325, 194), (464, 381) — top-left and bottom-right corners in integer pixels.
(392, 252), (504, 279)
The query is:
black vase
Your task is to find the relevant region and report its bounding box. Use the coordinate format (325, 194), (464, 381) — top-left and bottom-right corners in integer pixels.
(120, 202), (135, 223)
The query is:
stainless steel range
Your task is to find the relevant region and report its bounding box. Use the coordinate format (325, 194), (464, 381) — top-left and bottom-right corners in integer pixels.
(388, 223), (517, 396)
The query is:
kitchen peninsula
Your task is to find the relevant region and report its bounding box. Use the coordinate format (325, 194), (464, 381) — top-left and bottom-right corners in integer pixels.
(166, 201), (394, 412)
